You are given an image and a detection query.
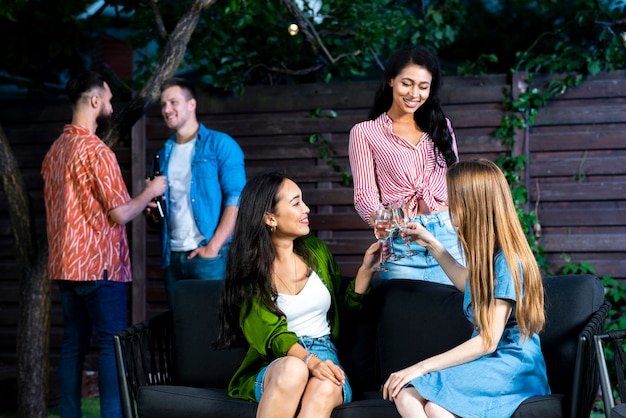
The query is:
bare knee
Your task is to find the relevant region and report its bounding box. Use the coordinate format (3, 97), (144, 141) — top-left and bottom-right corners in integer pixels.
(425, 401), (457, 418)
(305, 377), (343, 401)
(265, 356), (309, 392)
(299, 378), (343, 416)
(394, 387), (426, 417)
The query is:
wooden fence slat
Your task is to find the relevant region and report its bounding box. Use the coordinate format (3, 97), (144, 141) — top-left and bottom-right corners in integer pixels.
(534, 103), (626, 126)
(313, 213), (367, 230)
(538, 208), (626, 226)
(528, 180), (626, 201)
(530, 155), (626, 177)
(540, 234), (626, 252)
(532, 71), (626, 100)
(530, 126), (626, 152)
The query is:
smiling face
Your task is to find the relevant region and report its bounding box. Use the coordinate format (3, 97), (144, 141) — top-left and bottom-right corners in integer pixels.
(388, 64), (432, 116)
(266, 179), (310, 239)
(160, 85), (196, 133)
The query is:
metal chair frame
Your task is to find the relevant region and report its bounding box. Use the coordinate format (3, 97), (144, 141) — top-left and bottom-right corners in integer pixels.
(595, 328), (626, 416)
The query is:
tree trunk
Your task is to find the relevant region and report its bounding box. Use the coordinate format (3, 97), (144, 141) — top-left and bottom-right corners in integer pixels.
(0, 1), (219, 416)
(16, 245), (50, 418)
(0, 123), (50, 417)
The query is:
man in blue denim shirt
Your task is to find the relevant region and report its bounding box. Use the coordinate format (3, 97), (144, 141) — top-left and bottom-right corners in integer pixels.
(155, 77), (246, 308)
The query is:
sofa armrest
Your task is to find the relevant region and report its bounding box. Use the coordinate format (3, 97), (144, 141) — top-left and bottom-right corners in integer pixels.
(114, 310), (174, 418)
(570, 299), (611, 418)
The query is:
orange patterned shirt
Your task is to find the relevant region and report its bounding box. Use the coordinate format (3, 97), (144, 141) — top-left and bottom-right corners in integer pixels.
(42, 124), (132, 282)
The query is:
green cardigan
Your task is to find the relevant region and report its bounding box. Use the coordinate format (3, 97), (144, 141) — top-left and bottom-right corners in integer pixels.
(227, 235), (369, 402)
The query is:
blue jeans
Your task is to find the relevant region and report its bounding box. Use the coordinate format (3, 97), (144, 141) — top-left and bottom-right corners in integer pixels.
(164, 242), (228, 309)
(254, 335), (352, 404)
(57, 277), (127, 418)
(380, 210), (465, 285)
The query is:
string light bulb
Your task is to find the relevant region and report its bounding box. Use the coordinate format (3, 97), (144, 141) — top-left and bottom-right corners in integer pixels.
(288, 23), (299, 36)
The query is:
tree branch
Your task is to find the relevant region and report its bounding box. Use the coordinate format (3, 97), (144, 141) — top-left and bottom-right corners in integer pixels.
(103, 0), (217, 149)
(282, 0), (360, 65)
(0, 123), (37, 269)
(150, 0), (169, 41)
(244, 62), (324, 80)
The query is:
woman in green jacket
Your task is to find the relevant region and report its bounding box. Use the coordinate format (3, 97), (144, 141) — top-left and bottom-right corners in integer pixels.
(217, 171), (380, 418)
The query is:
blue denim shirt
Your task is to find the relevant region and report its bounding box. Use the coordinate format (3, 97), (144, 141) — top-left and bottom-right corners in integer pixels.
(157, 123), (246, 268)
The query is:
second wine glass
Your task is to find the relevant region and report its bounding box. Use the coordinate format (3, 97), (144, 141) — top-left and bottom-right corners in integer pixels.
(392, 199), (416, 258)
(373, 205), (392, 271)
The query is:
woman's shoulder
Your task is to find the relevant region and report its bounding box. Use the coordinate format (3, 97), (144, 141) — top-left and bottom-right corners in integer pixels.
(351, 114), (386, 133)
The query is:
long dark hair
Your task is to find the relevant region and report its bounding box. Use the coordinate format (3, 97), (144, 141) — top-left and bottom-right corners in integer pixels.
(216, 171), (311, 349)
(368, 45), (456, 167)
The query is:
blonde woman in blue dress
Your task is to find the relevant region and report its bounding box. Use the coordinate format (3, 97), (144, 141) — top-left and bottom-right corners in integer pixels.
(382, 159), (549, 418)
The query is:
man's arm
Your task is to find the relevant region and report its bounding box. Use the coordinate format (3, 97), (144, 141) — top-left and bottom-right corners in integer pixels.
(190, 205), (238, 258)
(109, 176), (167, 226)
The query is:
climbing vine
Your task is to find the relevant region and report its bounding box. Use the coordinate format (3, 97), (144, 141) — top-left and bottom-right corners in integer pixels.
(307, 108), (352, 185)
(494, 73), (584, 274)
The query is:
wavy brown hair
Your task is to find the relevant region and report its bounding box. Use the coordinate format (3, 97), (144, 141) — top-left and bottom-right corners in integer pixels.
(447, 159), (544, 348)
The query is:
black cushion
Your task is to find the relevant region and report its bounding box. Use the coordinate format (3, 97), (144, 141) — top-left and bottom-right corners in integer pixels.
(338, 279), (384, 397)
(540, 275), (604, 403)
(511, 394), (565, 417)
(376, 279), (472, 380)
(137, 385), (403, 418)
(137, 386), (256, 418)
(173, 280), (247, 388)
(331, 398), (400, 418)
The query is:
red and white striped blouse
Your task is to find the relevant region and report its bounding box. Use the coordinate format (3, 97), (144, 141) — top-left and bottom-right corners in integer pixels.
(348, 113), (458, 225)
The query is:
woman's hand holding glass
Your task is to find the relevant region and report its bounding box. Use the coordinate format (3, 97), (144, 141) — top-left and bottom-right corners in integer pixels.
(400, 221), (436, 249)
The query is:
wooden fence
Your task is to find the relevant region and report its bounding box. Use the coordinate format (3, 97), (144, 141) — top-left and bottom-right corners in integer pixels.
(0, 70), (625, 397)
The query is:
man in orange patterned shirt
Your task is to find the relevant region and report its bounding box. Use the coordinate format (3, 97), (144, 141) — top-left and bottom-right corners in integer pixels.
(41, 71), (166, 418)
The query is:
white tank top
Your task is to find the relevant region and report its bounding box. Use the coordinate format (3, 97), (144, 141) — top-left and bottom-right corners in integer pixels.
(276, 270), (331, 338)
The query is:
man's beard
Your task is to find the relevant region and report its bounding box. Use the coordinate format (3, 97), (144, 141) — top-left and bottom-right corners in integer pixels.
(95, 111), (112, 135)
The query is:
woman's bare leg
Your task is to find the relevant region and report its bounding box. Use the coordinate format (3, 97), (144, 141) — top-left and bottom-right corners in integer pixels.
(257, 357), (309, 418)
(424, 401), (458, 418)
(393, 387), (429, 418)
(297, 376), (343, 418)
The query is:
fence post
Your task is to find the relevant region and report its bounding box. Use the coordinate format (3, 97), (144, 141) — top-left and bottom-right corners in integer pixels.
(131, 114), (147, 324)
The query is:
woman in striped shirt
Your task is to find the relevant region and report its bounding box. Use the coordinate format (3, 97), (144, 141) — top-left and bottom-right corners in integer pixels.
(348, 45), (464, 284)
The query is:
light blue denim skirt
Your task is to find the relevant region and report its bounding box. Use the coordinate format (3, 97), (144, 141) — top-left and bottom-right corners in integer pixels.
(254, 334), (352, 404)
(379, 210), (465, 285)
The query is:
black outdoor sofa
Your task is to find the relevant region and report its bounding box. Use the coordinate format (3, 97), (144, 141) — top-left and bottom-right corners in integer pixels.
(114, 274), (610, 418)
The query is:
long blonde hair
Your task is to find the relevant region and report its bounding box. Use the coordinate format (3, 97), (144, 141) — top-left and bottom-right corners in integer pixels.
(447, 159), (544, 348)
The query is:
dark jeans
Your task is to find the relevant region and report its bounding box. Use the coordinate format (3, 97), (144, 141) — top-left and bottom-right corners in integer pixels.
(57, 277), (127, 418)
(164, 242), (228, 309)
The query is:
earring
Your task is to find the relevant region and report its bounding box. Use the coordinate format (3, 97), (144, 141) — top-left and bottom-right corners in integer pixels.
(270, 225), (276, 232)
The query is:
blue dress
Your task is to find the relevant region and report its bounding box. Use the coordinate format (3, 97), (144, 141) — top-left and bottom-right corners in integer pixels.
(410, 253), (550, 418)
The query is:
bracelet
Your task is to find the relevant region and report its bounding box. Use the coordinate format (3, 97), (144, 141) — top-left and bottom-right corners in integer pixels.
(302, 352), (317, 367)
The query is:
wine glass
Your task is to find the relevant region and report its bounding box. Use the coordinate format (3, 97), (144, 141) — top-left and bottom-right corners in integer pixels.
(372, 204), (392, 271)
(388, 199), (405, 260)
(392, 199), (416, 258)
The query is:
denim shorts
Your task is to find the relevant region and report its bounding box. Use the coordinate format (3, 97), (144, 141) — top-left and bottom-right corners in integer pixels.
(380, 210), (465, 285)
(254, 335), (352, 404)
